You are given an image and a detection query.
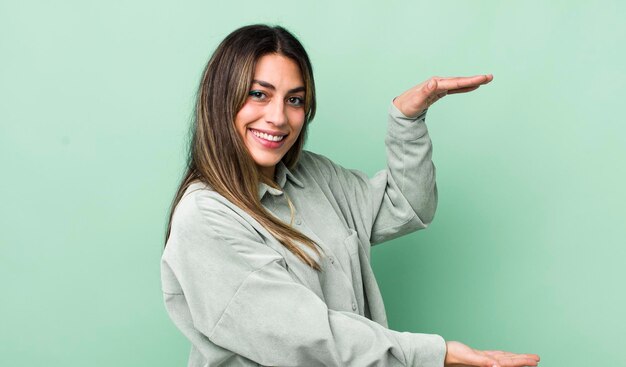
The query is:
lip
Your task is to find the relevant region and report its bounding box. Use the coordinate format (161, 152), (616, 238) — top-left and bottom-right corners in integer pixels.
(248, 128), (288, 137)
(248, 128), (287, 149)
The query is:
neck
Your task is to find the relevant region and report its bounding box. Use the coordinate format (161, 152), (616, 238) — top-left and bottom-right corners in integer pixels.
(259, 165), (276, 183)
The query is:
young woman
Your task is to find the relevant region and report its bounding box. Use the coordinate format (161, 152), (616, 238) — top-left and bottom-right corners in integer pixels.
(161, 24), (540, 367)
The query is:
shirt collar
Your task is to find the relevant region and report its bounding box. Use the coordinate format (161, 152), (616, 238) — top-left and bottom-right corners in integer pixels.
(257, 160), (304, 200)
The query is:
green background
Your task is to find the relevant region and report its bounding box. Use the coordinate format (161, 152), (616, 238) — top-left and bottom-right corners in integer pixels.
(2, 0), (624, 365)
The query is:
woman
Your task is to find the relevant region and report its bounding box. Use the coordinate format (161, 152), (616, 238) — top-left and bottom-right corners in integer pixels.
(161, 24), (540, 367)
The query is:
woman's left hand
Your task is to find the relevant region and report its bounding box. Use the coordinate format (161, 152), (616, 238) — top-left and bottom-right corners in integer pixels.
(393, 74), (494, 118)
(445, 341), (540, 367)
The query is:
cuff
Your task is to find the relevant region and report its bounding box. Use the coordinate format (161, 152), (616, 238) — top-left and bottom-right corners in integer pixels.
(401, 332), (446, 367)
(388, 100), (429, 141)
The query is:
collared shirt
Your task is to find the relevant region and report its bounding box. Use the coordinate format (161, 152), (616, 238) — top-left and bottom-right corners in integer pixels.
(161, 102), (446, 367)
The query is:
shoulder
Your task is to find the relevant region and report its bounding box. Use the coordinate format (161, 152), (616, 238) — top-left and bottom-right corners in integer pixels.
(297, 149), (330, 170)
(169, 181), (233, 234)
(297, 150), (369, 186)
(167, 181), (264, 250)
(164, 181), (274, 273)
(297, 149), (350, 178)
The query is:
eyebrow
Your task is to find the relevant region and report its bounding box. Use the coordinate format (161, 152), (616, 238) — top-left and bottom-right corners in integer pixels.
(252, 79), (305, 94)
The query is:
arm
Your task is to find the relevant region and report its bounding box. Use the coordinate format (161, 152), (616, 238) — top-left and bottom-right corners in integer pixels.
(303, 99), (436, 245)
(161, 190), (446, 367)
(392, 75), (541, 367)
(370, 101), (438, 244)
(312, 75), (495, 245)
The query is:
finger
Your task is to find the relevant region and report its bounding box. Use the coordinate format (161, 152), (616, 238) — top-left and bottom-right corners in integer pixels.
(451, 74), (493, 84)
(425, 78), (438, 92)
(433, 76), (480, 82)
(504, 355), (541, 363)
(458, 350), (500, 367)
(420, 78), (440, 99)
(484, 351), (540, 361)
(437, 74), (493, 91)
(446, 86), (480, 94)
(439, 75), (490, 90)
(424, 79), (451, 98)
(497, 357), (539, 367)
(435, 74), (493, 85)
(491, 354), (540, 367)
(459, 355), (499, 367)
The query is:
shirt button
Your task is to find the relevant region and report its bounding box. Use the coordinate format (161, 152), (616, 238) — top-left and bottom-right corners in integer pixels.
(351, 302), (357, 311)
(295, 218), (302, 225)
(328, 257), (335, 264)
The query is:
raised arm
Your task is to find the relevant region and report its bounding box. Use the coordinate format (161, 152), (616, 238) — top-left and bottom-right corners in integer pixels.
(307, 75), (495, 246)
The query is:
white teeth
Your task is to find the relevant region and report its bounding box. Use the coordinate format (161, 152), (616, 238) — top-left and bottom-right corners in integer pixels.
(251, 129), (285, 142)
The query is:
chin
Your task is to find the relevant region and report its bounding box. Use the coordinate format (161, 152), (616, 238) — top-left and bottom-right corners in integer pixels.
(251, 153), (281, 168)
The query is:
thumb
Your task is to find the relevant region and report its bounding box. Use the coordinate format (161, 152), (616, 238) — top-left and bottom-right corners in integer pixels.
(426, 78), (438, 91)
(477, 356), (500, 367)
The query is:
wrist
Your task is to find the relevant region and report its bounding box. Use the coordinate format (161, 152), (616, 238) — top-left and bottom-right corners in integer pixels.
(392, 95), (426, 119)
(443, 341), (464, 365)
(392, 96), (410, 118)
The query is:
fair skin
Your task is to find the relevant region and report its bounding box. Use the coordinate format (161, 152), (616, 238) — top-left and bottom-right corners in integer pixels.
(234, 53), (306, 181)
(236, 56), (540, 367)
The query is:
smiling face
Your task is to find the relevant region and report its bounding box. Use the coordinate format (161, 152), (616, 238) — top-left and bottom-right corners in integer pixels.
(235, 53), (306, 181)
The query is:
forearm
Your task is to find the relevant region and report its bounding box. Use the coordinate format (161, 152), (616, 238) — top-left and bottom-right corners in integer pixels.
(206, 261), (446, 367)
(385, 101), (437, 224)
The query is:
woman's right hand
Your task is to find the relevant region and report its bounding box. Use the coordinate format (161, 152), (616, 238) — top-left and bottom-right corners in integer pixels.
(445, 341), (540, 367)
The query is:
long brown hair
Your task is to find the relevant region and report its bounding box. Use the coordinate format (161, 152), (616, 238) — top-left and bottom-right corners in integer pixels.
(165, 25), (322, 271)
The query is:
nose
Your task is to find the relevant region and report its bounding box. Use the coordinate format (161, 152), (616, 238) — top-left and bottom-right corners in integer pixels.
(264, 98), (287, 126)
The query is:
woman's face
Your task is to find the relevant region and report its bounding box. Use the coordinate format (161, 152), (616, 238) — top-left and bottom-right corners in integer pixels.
(234, 53), (306, 181)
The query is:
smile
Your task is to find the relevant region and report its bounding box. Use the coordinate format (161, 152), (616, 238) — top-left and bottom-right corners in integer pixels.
(248, 128), (288, 149)
(249, 128), (286, 142)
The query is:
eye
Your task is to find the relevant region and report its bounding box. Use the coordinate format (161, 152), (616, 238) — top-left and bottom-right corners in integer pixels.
(287, 96), (304, 107)
(248, 90), (267, 101)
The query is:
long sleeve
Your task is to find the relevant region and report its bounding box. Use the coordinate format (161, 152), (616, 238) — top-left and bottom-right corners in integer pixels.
(303, 101), (437, 245)
(161, 189), (446, 367)
(371, 102), (437, 243)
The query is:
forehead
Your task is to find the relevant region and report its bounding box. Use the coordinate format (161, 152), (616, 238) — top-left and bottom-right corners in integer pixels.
(253, 54), (303, 87)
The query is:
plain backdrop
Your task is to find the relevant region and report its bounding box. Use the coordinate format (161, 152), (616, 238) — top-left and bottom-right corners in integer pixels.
(1, 0), (625, 366)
